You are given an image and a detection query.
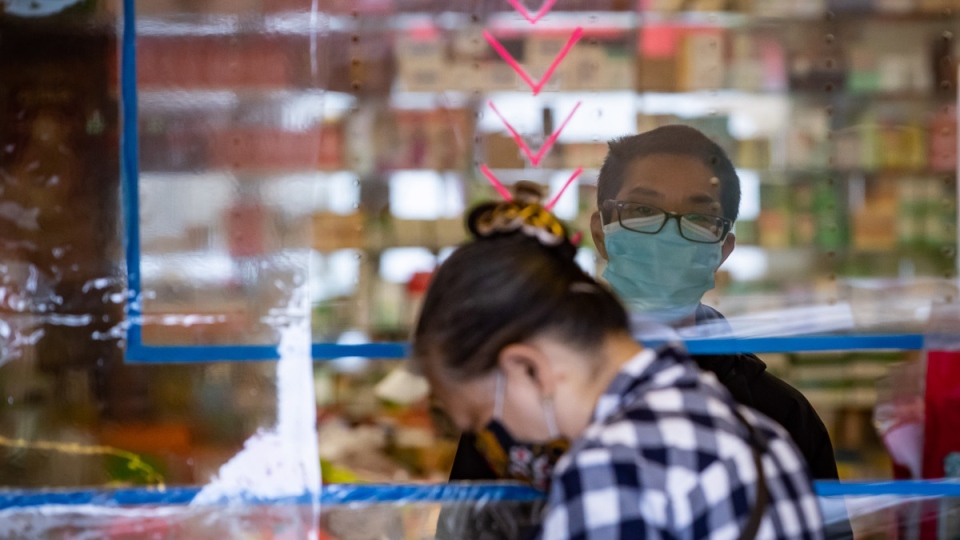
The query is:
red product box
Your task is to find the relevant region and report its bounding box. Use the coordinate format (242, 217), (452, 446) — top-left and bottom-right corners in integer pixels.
(211, 129), (322, 170)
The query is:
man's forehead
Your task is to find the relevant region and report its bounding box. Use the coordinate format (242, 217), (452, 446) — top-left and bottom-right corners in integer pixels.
(621, 154), (718, 190)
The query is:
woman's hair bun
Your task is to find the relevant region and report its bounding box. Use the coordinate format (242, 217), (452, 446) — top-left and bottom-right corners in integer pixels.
(465, 200), (577, 261)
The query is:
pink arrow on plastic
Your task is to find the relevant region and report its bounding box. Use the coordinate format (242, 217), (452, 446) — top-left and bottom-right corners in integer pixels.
(505, 0), (558, 24)
(545, 166), (583, 211)
(483, 27), (583, 96)
(478, 164), (583, 211)
(489, 100), (581, 167)
(478, 164), (515, 201)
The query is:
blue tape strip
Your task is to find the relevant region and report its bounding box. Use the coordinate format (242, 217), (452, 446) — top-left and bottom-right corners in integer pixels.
(0, 488), (201, 509)
(312, 342), (408, 359)
(321, 483), (544, 504)
(124, 333), (923, 363)
(3, 481), (959, 510)
(117, 0), (406, 365)
(123, 340), (408, 363)
(815, 480), (960, 498)
(0, 484), (542, 509)
(681, 334), (925, 354)
(126, 341), (281, 363)
(120, 0), (141, 332)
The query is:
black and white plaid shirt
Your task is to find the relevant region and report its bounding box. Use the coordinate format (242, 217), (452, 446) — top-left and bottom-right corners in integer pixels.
(540, 345), (824, 539)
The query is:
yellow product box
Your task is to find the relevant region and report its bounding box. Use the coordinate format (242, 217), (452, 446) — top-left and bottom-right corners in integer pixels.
(313, 212), (364, 252)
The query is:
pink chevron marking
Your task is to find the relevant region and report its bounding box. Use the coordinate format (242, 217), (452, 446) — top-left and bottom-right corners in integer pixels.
(482, 27), (583, 96)
(545, 167), (583, 211)
(504, 0), (557, 24)
(479, 164), (514, 201)
(489, 100), (581, 167)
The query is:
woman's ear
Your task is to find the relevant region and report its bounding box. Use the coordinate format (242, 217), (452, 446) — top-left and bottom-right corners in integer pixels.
(497, 343), (557, 398)
(590, 211), (608, 260)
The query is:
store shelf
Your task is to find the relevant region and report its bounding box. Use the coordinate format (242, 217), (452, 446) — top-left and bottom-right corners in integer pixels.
(134, 167), (955, 187)
(773, 168), (958, 177)
(138, 168), (346, 178)
(138, 89), (353, 115)
(485, 10), (638, 32)
(133, 89), (954, 122)
(640, 8), (960, 25)
(389, 88), (957, 102)
(729, 244), (957, 256)
(136, 9), (637, 37)
(135, 8), (960, 38)
(135, 12), (331, 36)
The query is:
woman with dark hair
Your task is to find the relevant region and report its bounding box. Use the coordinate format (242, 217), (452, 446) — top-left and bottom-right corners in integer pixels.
(414, 199), (824, 539)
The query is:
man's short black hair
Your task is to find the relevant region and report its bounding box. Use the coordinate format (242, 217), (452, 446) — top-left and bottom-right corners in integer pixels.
(596, 125), (741, 222)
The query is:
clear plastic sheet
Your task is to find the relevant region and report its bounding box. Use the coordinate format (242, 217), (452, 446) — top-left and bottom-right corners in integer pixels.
(926, 303), (960, 352)
(1, 483), (959, 539)
(821, 494), (960, 540)
(3, 0), (960, 538)
(637, 279), (960, 346)
(0, 503), (317, 539)
(874, 361), (925, 479)
(119, 0), (960, 353)
(0, 0), (321, 536)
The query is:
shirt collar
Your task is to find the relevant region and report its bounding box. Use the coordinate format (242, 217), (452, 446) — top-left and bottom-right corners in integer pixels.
(591, 348), (657, 423)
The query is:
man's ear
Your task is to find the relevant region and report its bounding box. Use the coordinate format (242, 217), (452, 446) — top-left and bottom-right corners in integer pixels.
(590, 211), (608, 261)
(719, 231), (736, 267)
(498, 343), (556, 398)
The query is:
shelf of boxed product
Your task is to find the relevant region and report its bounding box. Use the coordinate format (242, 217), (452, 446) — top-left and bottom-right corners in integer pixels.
(132, 1), (960, 30)
(787, 352), (901, 409)
(135, 29), (394, 96)
(641, 8), (960, 25)
(134, 9), (636, 37)
(132, 5), (960, 307)
(393, 16), (958, 97)
(137, 122), (346, 173)
(744, 174), (957, 251)
(135, 2), (959, 97)
(134, 108), (957, 182)
(134, 6), (443, 36)
(135, 165), (957, 285)
(780, 349), (917, 479)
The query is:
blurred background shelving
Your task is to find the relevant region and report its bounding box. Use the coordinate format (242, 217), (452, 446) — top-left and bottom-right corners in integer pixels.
(3, 0), (960, 491)
(124, 0), (960, 482)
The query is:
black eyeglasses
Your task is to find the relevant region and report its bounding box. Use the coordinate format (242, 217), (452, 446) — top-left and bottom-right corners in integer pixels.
(600, 200), (732, 244)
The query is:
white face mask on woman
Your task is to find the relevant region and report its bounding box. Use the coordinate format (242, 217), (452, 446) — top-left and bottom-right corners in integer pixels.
(472, 372), (570, 492)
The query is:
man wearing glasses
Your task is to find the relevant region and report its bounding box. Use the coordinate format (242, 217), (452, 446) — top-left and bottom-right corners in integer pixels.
(441, 125), (844, 539)
(587, 125), (839, 481)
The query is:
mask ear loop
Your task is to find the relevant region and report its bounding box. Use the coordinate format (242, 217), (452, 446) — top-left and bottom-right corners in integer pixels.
(543, 397), (560, 439)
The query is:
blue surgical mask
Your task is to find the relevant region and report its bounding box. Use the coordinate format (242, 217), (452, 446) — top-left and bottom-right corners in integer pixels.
(601, 222), (723, 323)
